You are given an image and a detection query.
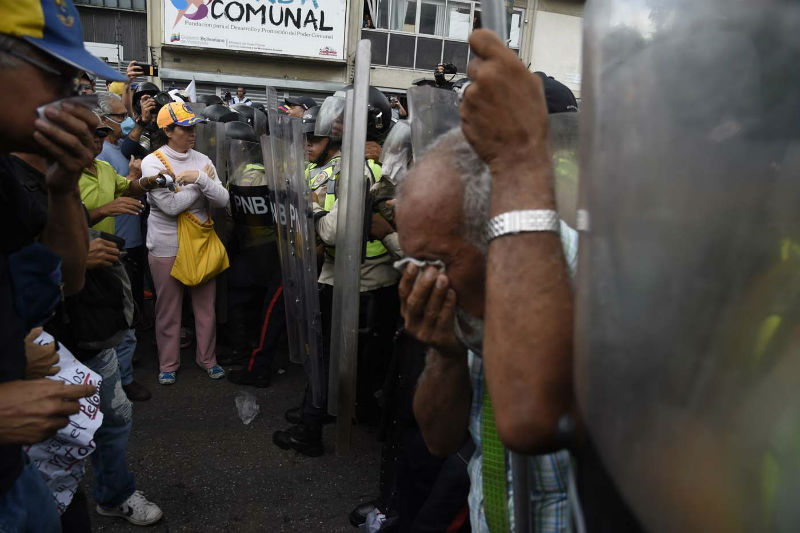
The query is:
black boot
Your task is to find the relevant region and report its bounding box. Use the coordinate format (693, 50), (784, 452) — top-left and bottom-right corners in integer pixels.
(272, 424), (323, 457)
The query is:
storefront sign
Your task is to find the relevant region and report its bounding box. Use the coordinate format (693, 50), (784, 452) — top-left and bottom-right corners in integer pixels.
(163, 0), (346, 61)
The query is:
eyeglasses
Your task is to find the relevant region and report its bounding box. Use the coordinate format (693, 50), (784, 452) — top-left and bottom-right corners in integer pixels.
(103, 113), (127, 124)
(4, 48), (81, 96)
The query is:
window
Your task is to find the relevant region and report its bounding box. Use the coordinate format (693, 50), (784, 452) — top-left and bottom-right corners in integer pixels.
(363, 0), (523, 71)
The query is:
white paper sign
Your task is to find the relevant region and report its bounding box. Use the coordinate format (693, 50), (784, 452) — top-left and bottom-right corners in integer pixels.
(162, 0), (347, 61)
(24, 332), (104, 514)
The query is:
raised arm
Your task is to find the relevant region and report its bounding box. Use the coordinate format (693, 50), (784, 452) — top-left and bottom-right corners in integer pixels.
(460, 30), (575, 455)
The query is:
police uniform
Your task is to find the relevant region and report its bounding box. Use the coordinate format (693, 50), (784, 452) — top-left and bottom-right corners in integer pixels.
(304, 157), (400, 428)
(225, 162), (285, 379)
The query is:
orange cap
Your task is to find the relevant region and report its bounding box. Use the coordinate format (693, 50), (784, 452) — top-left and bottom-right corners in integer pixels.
(156, 102), (206, 129)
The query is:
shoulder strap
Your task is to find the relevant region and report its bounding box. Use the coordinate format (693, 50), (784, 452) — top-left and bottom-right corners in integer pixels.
(153, 150), (175, 175)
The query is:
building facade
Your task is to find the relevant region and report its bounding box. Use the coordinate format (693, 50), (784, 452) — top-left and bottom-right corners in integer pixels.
(77, 0), (583, 101)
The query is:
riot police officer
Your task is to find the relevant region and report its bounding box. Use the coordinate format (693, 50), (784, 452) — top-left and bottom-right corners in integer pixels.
(273, 89), (401, 456)
(219, 119), (285, 387)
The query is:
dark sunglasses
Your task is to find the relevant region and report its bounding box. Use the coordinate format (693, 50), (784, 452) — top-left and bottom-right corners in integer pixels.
(94, 128), (110, 139)
(4, 48), (82, 96)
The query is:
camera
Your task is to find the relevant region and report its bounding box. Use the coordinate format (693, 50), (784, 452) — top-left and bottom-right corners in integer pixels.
(224, 90), (232, 102)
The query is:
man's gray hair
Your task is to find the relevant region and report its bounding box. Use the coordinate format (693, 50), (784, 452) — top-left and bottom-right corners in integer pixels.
(427, 127), (492, 253)
(97, 92), (122, 116)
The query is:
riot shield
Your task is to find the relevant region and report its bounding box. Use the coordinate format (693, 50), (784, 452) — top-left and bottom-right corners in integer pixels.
(577, 2), (800, 532)
(261, 88), (325, 408)
(407, 86), (460, 160)
(379, 119), (412, 184)
(330, 39), (371, 454)
(548, 113), (580, 229)
(194, 121), (226, 182)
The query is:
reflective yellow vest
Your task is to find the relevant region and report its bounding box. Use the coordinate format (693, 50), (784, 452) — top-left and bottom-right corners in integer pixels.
(319, 159), (387, 259)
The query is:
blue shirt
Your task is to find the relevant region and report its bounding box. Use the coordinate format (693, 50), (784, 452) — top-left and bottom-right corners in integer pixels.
(98, 141), (142, 248)
(467, 221), (579, 533)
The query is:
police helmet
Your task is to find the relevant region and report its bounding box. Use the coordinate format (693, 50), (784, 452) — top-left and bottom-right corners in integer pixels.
(314, 96), (345, 141)
(202, 104), (241, 123)
(225, 120), (258, 143)
(196, 94), (224, 106)
(231, 104), (255, 127)
(302, 105), (321, 134)
(342, 85), (394, 141)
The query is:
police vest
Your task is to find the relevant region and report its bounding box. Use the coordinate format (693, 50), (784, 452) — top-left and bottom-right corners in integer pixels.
(321, 159), (387, 260)
(229, 163), (276, 249)
(306, 156), (341, 191)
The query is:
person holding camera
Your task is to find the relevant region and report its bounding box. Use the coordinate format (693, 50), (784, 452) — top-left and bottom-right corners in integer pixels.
(231, 86), (253, 106)
(390, 95), (407, 120)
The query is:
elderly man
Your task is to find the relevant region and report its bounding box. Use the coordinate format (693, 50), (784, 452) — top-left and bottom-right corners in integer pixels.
(96, 92), (151, 402)
(395, 31), (579, 533)
(395, 132), (578, 532)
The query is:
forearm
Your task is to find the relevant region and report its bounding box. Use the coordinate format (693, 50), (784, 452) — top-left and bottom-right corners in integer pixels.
(483, 157), (574, 454)
(412, 348), (471, 457)
(41, 189), (88, 295)
(87, 206), (106, 226)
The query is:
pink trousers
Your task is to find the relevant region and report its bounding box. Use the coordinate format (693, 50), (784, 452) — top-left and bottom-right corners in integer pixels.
(148, 254), (218, 372)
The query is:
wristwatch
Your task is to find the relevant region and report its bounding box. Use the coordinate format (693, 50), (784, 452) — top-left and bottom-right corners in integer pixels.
(487, 210), (560, 241)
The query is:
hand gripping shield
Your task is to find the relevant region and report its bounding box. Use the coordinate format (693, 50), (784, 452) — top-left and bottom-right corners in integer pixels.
(576, 2), (800, 532)
(261, 87), (325, 408)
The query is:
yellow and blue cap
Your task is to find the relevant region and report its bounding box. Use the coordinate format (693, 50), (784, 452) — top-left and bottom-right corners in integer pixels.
(157, 102), (206, 129)
(0, 0), (126, 81)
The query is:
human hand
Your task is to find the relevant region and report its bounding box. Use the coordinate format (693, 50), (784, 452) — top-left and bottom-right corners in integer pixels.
(35, 102), (98, 195)
(398, 264), (464, 358)
(370, 212), (393, 240)
(365, 141), (382, 162)
(203, 164), (217, 181)
(24, 328), (59, 380)
(100, 197), (144, 217)
(140, 95), (156, 123)
(461, 29), (550, 176)
(126, 61), (143, 83)
(0, 379), (97, 445)
(312, 188), (326, 207)
(128, 156), (142, 179)
(176, 170), (200, 185)
(86, 238), (121, 269)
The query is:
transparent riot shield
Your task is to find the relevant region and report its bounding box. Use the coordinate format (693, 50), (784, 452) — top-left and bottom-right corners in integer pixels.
(330, 39), (371, 454)
(194, 121), (226, 182)
(379, 119), (412, 184)
(407, 86), (460, 160)
(577, 2), (800, 532)
(548, 113), (580, 229)
(261, 89), (325, 408)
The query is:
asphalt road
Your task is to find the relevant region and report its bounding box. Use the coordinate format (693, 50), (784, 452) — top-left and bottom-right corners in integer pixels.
(84, 327), (381, 532)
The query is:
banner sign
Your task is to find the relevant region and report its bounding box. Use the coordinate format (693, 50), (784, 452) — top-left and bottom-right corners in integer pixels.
(163, 0), (347, 61)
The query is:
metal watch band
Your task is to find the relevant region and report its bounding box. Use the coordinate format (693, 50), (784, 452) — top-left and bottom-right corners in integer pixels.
(487, 210), (560, 241)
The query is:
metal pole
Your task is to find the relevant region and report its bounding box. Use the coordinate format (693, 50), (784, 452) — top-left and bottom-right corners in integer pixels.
(332, 39), (372, 455)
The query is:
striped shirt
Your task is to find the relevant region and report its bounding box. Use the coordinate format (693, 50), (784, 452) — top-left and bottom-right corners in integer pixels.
(467, 221), (579, 533)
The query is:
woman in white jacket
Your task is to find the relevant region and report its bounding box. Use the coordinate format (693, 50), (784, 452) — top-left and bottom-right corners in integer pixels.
(141, 103), (229, 385)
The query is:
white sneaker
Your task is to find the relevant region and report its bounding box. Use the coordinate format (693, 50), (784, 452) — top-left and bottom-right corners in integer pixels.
(96, 490), (164, 526)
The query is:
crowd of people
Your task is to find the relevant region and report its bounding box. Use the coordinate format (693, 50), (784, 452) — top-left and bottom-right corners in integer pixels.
(4, 0), (794, 532)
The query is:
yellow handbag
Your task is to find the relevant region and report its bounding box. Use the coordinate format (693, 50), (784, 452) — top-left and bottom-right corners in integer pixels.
(154, 151), (229, 286)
